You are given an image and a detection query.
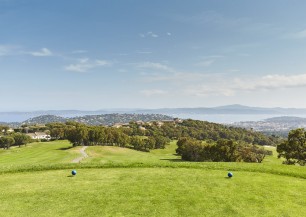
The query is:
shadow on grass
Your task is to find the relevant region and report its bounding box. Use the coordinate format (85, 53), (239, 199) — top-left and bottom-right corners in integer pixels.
(67, 175), (75, 178)
(160, 159), (185, 162)
(57, 147), (73, 151)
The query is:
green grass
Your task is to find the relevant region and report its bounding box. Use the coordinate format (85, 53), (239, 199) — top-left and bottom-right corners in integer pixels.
(84, 141), (180, 164)
(0, 168), (305, 217)
(0, 140), (79, 166)
(0, 140), (305, 216)
(262, 146), (285, 165)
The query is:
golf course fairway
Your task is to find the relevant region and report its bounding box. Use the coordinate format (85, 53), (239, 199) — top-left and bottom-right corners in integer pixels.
(0, 141), (305, 216)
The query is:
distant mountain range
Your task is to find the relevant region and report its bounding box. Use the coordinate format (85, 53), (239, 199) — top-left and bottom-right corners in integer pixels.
(137, 104), (306, 115)
(2, 104), (306, 122)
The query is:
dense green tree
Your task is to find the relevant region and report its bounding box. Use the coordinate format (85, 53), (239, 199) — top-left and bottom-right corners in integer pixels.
(12, 133), (31, 147)
(50, 128), (65, 140)
(0, 136), (15, 149)
(0, 125), (9, 135)
(65, 125), (89, 147)
(144, 137), (156, 151)
(130, 136), (145, 151)
(212, 139), (240, 162)
(176, 137), (189, 155)
(153, 135), (170, 149)
(88, 127), (105, 145)
(239, 145), (266, 163)
(176, 137), (268, 163)
(277, 128), (306, 166)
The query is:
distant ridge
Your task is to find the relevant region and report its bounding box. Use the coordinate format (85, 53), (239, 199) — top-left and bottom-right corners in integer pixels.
(24, 115), (67, 125)
(15, 113), (173, 126)
(136, 105), (306, 115)
(264, 116), (306, 122)
(2, 104), (306, 123)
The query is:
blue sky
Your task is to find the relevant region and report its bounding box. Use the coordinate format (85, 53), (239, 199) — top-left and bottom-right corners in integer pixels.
(1, 0), (306, 111)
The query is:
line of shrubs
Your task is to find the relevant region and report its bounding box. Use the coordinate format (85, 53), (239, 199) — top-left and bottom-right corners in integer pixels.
(0, 133), (32, 149)
(176, 137), (272, 163)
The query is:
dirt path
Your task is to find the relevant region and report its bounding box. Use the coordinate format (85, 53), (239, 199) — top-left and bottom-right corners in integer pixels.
(71, 146), (88, 163)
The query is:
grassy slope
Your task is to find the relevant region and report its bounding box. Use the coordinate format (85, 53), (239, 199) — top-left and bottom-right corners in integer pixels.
(83, 141), (180, 164)
(0, 140), (79, 166)
(0, 141), (305, 216)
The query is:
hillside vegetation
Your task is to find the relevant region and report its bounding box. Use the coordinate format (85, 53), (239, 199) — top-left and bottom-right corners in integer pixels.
(4, 113), (174, 126)
(1, 118), (281, 163)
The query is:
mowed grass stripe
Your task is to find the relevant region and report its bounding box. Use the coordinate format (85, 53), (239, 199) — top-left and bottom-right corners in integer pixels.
(0, 168), (305, 217)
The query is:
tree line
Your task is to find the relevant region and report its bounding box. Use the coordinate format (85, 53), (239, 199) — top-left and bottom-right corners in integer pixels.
(46, 122), (170, 152)
(0, 133), (31, 149)
(176, 137), (272, 163)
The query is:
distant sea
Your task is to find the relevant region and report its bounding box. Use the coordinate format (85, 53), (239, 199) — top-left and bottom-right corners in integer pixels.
(0, 114), (32, 122)
(169, 114), (306, 124)
(0, 113), (88, 123)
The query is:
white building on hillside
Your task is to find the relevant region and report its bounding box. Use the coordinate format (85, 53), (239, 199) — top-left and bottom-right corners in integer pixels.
(26, 132), (51, 140)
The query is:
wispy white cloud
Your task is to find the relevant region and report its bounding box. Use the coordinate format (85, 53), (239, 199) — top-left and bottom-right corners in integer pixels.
(184, 86), (235, 97)
(64, 58), (111, 72)
(136, 51), (152, 54)
(195, 59), (215, 67)
(149, 32), (158, 38)
(72, 50), (88, 54)
(201, 55), (224, 59)
(238, 74), (306, 90)
(136, 62), (175, 72)
(142, 71), (214, 83)
(29, 48), (53, 56)
(166, 32), (172, 36)
(185, 73), (306, 97)
(118, 69), (128, 73)
(140, 89), (168, 96)
(138, 60), (306, 97)
(0, 45), (18, 56)
(228, 69), (241, 72)
(139, 31), (159, 38)
(195, 55), (224, 67)
(137, 61), (215, 83)
(286, 29), (306, 39)
(221, 43), (261, 53)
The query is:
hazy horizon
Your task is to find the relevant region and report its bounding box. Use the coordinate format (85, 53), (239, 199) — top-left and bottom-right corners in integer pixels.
(1, 1), (306, 110)
(3, 104), (306, 123)
(3, 104), (306, 113)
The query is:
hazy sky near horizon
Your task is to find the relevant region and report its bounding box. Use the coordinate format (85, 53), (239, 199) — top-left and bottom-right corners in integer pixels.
(1, 0), (306, 111)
